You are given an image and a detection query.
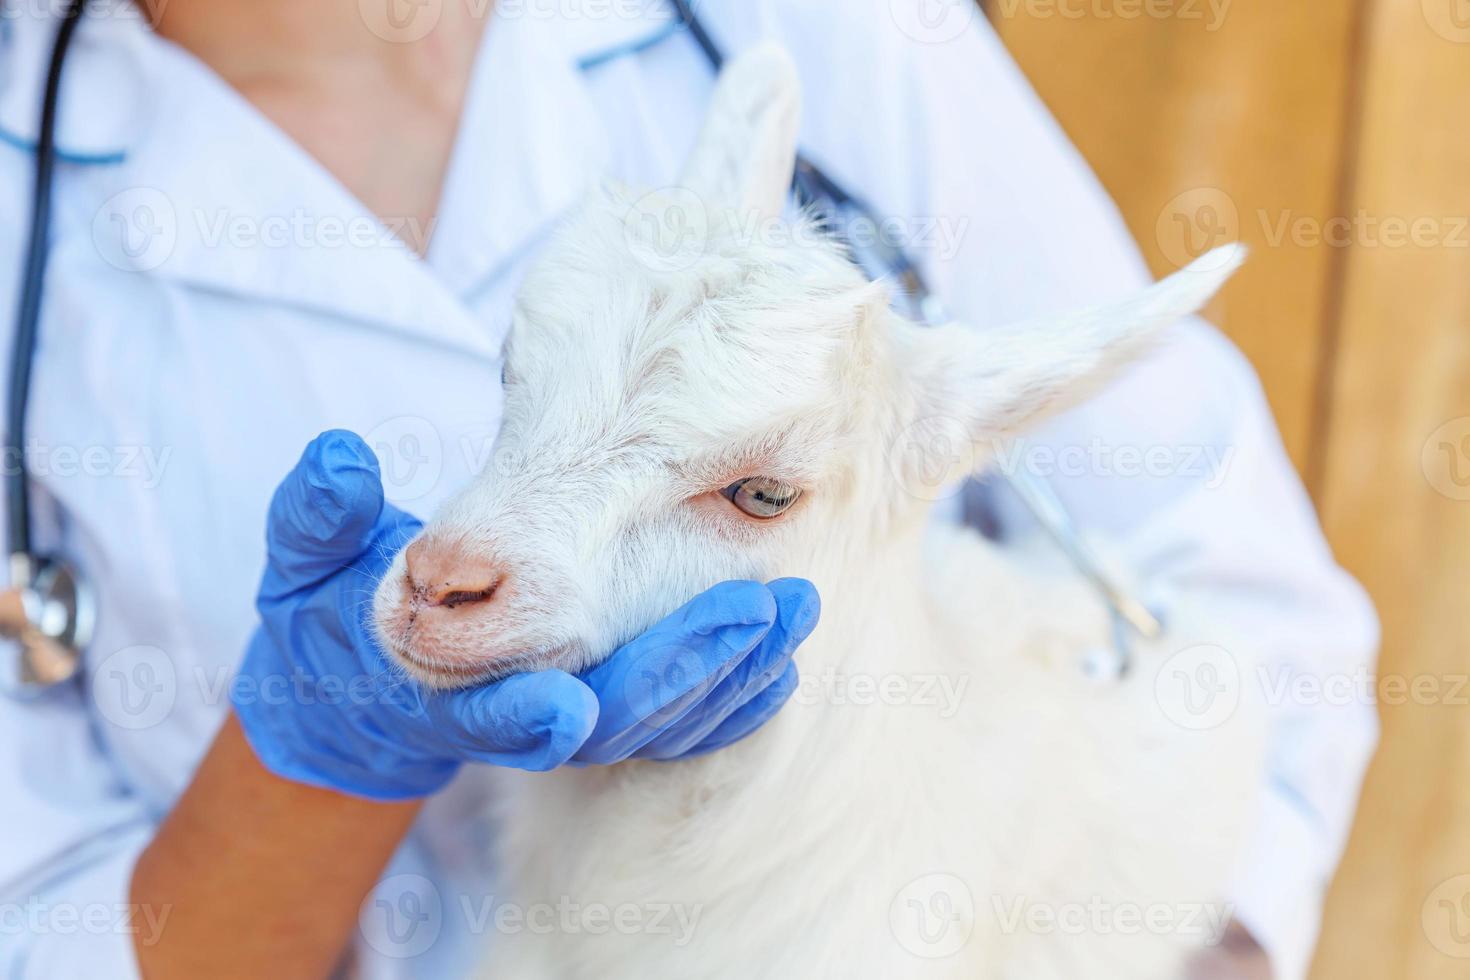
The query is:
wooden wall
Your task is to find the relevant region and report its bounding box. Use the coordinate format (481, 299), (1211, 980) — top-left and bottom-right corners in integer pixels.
(984, 0), (1470, 976)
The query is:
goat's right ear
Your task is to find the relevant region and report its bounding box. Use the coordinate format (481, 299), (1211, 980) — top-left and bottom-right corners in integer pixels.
(678, 42), (801, 221)
(894, 245), (1246, 492)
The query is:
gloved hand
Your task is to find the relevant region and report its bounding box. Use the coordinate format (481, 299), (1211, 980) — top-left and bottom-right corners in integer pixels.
(233, 430), (819, 800)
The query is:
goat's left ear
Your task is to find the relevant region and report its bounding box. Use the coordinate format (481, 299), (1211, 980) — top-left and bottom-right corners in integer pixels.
(679, 42), (801, 221)
(897, 245), (1246, 480)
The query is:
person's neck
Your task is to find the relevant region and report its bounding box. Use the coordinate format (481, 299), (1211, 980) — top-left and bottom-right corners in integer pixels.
(142, 0), (491, 94)
(136, 0), (496, 256)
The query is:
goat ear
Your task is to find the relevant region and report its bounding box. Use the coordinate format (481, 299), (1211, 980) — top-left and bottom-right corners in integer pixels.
(897, 245), (1246, 487)
(679, 42), (801, 220)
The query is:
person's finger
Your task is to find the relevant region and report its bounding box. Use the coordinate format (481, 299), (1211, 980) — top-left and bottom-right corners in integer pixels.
(760, 577), (822, 653)
(435, 669), (599, 771)
(261, 430), (392, 594)
(575, 580), (779, 764)
(633, 578), (817, 759)
(634, 648), (794, 760)
(677, 660), (801, 759)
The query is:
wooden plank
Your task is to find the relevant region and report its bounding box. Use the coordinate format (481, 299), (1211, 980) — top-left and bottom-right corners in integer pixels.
(987, 0), (1361, 476)
(1311, 0), (1470, 976)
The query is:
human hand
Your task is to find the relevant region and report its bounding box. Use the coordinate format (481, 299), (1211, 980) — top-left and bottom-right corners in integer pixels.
(233, 431), (817, 800)
(573, 575), (816, 764)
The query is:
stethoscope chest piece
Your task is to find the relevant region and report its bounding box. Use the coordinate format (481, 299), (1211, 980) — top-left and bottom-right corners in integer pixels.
(0, 556), (94, 693)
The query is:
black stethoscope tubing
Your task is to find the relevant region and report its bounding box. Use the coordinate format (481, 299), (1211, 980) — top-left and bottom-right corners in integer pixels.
(9, 0), (85, 572)
(3, 0), (92, 693)
(669, 0), (947, 325)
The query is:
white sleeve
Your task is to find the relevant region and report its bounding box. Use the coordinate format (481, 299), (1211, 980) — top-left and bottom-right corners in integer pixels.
(758, 5), (1380, 977)
(0, 682), (152, 978)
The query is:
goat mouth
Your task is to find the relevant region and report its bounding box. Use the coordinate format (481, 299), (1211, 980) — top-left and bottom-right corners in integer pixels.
(394, 639), (586, 691)
(391, 645), (500, 689)
(390, 636), (584, 690)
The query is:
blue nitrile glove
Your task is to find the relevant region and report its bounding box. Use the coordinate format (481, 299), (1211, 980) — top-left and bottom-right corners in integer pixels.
(233, 430), (819, 800)
(572, 576), (814, 764)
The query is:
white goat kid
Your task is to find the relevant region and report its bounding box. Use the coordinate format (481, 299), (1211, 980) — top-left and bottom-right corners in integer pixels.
(373, 44), (1262, 980)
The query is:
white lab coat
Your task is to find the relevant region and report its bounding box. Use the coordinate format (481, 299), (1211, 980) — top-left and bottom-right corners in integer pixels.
(0, 2), (1378, 977)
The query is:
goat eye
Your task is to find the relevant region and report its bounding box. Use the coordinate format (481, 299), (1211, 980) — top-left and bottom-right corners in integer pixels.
(721, 477), (802, 519)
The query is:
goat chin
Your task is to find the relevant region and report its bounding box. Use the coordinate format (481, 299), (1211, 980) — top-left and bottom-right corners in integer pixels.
(472, 521), (1266, 980)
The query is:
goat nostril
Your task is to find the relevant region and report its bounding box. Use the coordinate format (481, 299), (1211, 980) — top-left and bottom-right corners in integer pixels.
(404, 538), (504, 611)
(438, 581), (500, 609)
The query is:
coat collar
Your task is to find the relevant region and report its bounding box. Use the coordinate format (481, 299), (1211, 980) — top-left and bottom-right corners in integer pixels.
(0, 2), (146, 164)
(424, 8), (615, 298)
(93, 32), (506, 359)
(4, 2), (691, 357)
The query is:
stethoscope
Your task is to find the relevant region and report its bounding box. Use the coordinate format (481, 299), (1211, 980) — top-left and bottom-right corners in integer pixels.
(4, 0), (94, 695)
(668, 0), (1162, 673)
(4, 0), (1158, 694)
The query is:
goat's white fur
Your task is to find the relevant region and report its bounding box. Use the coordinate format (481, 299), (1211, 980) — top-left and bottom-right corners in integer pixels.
(375, 43), (1263, 980)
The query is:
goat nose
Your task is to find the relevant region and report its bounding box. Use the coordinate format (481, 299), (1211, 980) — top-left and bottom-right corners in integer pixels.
(404, 538), (504, 609)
